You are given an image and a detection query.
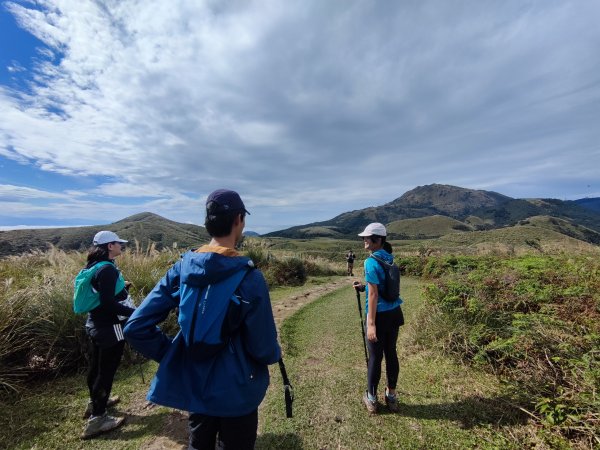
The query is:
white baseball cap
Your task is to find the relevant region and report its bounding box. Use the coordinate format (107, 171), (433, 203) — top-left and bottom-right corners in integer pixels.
(93, 230), (128, 246)
(358, 222), (387, 237)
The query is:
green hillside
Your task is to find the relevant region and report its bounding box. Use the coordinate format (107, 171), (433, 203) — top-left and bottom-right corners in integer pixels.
(432, 225), (599, 254)
(295, 226), (346, 238)
(0, 212), (209, 257)
(387, 215), (473, 238)
(518, 215), (600, 245)
(573, 197), (600, 213)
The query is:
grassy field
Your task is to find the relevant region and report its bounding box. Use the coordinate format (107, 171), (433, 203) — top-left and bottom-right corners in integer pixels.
(0, 278), (341, 450)
(257, 227), (600, 259)
(1, 248), (599, 448)
(258, 278), (524, 449)
(387, 215), (472, 238)
(0, 360), (164, 450)
(0, 277), (521, 450)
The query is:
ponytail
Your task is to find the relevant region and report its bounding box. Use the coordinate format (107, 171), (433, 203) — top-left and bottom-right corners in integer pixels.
(87, 244), (110, 264)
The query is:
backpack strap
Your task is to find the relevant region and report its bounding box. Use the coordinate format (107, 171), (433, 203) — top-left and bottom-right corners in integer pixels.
(369, 254), (390, 295)
(369, 254), (389, 267)
(369, 254), (390, 281)
(90, 260), (117, 291)
(369, 254), (400, 302)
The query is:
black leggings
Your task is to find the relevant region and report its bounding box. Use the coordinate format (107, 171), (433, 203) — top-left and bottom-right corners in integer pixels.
(188, 410), (258, 450)
(366, 307), (403, 397)
(87, 339), (125, 416)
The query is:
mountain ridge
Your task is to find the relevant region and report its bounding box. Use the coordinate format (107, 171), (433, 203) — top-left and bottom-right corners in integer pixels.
(574, 197), (600, 213)
(0, 212), (210, 257)
(265, 184), (600, 241)
(1, 185), (599, 257)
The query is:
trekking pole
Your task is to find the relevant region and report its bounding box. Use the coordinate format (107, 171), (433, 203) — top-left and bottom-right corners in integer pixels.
(136, 352), (145, 384)
(278, 358), (294, 418)
(127, 343), (145, 384)
(354, 286), (369, 367)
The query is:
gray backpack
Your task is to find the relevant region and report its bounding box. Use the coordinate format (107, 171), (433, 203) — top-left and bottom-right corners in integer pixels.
(369, 254), (400, 302)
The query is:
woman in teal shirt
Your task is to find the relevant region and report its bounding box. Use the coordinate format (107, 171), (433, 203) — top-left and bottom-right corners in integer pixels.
(353, 223), (404, 414)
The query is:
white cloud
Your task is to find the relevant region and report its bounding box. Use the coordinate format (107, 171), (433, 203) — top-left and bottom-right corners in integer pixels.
(1, 0), (599, 232)
(7, 61), (26, 73)
(0, 184), (69, 201)
(93, 182), (169, 198)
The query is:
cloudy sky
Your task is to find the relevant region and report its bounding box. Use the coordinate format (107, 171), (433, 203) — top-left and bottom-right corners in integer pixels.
(0, 1), (599, 234)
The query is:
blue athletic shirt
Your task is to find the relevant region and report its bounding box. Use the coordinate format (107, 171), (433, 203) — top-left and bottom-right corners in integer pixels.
(364, 249), (403, 314)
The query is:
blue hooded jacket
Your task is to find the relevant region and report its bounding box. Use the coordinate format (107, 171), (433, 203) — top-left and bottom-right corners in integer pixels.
(124, 245), (281, 416)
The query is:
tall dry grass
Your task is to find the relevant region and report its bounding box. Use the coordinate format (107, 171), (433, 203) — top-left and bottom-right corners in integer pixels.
(0, 246), (177, 395)
(0, 243), (342, 396)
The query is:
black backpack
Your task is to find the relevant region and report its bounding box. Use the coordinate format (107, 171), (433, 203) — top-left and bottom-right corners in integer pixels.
(369, 254), (400, 302)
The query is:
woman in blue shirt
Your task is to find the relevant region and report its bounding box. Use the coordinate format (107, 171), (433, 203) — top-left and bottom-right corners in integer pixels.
(353, 223), (404, 414)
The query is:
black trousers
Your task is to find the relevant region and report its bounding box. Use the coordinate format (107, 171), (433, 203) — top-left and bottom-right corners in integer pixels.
(366, 307), (404, 397)
(188, 410), (258, 450)
(87, 338), (125, 416)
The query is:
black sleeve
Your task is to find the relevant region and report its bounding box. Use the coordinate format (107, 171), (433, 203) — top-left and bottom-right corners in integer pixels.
(95, 265), (135, 317)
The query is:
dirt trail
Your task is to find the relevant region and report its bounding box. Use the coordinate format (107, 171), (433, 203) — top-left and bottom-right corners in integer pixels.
(271, 278), (348, 329)
(134, 278), (349, 449)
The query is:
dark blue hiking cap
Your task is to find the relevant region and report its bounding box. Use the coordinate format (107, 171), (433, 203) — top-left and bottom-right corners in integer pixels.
(206, 189), (250, 215)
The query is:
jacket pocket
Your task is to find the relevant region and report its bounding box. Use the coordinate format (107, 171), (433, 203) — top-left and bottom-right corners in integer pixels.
(229, 338), (254, 386)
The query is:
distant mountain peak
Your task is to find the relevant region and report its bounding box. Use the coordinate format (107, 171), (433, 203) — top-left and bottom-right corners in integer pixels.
(0, 212), (209, 257)
(115, 212), (163, 223)
(266, 184), (600, 239)
(390, 184), (511, 217)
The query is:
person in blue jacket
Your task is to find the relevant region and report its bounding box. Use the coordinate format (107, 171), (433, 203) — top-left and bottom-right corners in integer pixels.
(124, 189), (281, 450)
(352, 222), (404, 414)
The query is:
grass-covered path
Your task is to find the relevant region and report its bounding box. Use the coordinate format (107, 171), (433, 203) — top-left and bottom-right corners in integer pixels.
(1, 277), (527, 449)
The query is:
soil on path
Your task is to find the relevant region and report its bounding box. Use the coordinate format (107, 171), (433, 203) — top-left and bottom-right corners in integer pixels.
(134, 277), (350, 450)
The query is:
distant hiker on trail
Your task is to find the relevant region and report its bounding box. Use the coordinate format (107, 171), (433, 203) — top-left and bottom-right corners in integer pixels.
(352, 223), (404, 414)
(124, 189), (281, 450)
(346, 250), (356, 276)
(81, 231), (135, 439)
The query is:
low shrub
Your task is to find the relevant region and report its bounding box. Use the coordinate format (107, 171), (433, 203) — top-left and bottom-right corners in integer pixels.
(301, 256), (339, 277)
(397, 255), (489, 277)
(243, 247), (271, 269)
(264, 257), (306, 287)
(420, 255), (600, 445)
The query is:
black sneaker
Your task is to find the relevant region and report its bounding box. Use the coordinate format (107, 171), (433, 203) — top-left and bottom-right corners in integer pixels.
(385, 390), (400, 413)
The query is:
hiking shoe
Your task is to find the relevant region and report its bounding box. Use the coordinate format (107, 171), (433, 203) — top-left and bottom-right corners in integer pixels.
(83, 395), (121, 419)
(363, 391), (378, 414)
(81, 413), (125, 439)
(385, 392), (400, 413)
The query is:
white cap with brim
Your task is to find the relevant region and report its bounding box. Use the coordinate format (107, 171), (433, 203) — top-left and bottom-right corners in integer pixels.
(358, 222), (387, 237)
(93, 230), (128, 246)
